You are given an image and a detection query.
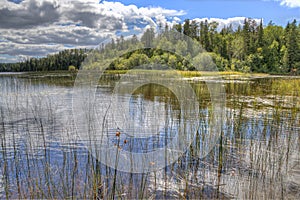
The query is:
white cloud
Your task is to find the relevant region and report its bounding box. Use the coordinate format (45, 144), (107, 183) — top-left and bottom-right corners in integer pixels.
(276, 0), (300, 8)
(0, 0), (185, 62)
(192, 17), (262, 31)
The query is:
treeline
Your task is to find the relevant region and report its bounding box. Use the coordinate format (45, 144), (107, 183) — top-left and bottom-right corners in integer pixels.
(1, 18), (300, 74)
(0, 49), (88, 72)
(90, 18), (300, 74)
(180, 18), (300, 74)
(106, 19), (300, 74)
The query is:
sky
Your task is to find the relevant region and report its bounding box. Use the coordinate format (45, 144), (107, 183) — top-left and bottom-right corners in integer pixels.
(115, 0), (300, 25)
(0, 0), (299, 63)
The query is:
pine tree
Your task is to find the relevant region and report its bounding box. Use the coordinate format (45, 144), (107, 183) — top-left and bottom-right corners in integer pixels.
(257, 20), (264, 48)
(183, 19), (190, 36)
(242, 18), (250, 59)
(284, 20), (300, 72)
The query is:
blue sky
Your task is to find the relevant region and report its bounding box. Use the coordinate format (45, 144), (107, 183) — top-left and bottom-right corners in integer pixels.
(0, 0), (299, 62)
(111, 0), (300, 26)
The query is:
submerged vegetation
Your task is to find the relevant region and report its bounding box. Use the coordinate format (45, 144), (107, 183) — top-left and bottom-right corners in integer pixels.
(0, 73), (299, 199)
(1, 18), (300, 74)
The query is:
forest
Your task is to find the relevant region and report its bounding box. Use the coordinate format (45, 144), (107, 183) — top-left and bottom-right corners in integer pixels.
(0, 48), (88, 72)
(1, 18), (299, 74)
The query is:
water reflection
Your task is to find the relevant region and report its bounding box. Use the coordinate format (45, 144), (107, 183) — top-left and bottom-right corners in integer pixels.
(0, 72), (299, 199)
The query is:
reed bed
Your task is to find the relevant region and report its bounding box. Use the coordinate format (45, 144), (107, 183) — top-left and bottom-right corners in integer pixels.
(0, 74), (299, 199)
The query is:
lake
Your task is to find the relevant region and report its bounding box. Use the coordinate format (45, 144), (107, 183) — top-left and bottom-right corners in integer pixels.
(0, 72), (299, 199)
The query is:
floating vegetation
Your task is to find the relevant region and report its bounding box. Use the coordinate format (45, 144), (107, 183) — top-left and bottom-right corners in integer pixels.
(0, 73), (299, 199)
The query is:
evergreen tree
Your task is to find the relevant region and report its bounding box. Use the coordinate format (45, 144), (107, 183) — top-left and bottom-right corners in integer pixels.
(284, 19), (300, 72)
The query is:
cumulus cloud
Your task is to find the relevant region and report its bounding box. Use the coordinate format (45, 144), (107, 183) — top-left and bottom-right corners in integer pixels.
(1, 25), (112, 46)
(192, 17), (262, 31)
(0, 0), (185, 62)
(1, 0), (276, 63)
(0, 0), (61, 29)
(276, 0), (300, 8)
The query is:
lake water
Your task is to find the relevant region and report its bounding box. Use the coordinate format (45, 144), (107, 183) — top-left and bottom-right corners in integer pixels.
(0, 72), (299, 199)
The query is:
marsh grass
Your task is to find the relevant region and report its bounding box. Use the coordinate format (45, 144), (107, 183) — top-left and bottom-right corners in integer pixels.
(103, 69), (269, 78)
(0, 74), (299, 199)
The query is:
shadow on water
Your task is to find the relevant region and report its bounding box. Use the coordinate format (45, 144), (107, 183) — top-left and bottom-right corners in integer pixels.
(0, 72), (299, 199)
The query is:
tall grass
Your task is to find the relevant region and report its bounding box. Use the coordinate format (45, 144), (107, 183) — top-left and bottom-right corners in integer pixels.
(0, 74), (299, 199)
(102, 69), (269, 78)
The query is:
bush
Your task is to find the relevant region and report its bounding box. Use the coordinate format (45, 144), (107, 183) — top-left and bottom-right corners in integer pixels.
(68, 65), (76, 71)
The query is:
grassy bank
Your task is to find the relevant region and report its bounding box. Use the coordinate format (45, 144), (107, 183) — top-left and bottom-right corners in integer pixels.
(103, 69), (269, 77)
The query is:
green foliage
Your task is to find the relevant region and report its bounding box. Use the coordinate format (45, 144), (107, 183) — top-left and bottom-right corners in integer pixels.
(1, 18), (299, 75)
(68, 65), (76, 71)
(0, 49), (88, 72)
(284, 20), (300, 72)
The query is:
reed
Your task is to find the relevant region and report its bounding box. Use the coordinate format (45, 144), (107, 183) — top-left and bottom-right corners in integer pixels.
(0, 73), (298, 199)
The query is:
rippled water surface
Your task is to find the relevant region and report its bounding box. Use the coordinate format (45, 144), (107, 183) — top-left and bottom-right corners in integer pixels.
(0, 72), (299, 199)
